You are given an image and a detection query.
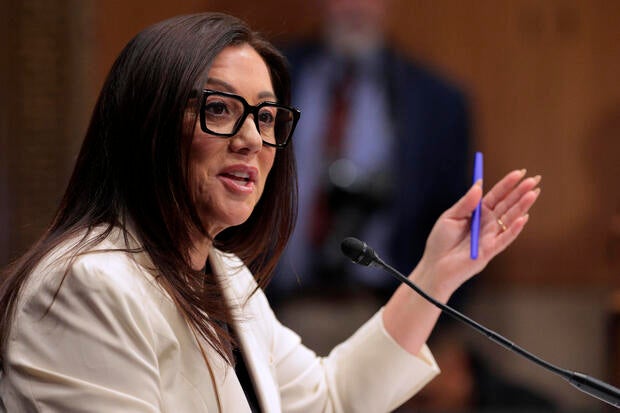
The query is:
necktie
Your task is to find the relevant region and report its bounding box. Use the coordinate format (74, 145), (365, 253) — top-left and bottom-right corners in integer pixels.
(309, 61), (354, 246)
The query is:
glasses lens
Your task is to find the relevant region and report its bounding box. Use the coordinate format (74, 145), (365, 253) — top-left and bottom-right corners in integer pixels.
(203, 94), (244, 134)
(258, 105), (294, 146)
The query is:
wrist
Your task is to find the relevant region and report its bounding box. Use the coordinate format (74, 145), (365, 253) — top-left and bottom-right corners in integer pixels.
(410, 260), (457, 305)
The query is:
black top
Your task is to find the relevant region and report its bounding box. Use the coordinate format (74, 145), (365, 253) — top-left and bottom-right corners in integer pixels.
(204, 263), (261, 412)
(233, 341), (261, 412)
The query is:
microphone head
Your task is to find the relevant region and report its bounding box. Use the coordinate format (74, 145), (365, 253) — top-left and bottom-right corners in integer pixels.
(341, 237), (376, 266)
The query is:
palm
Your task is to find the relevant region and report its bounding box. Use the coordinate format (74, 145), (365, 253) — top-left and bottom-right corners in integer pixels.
(419, 170), (541, 291)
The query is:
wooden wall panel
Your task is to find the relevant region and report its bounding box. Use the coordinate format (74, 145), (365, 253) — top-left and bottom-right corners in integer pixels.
(0, 0), (96, 262)
(387, 0), (620, 285)
(0, 0), (11, 265)
(95, 0), (210, 90)
(93, 0), (318, 88)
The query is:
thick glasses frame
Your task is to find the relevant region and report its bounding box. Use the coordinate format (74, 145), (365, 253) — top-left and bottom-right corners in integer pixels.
(199, 89), (300, 149)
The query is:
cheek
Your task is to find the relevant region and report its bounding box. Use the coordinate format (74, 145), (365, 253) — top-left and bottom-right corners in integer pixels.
(258, 152), (276, 190)
(190, 142), (220, 193)
(191, 164), (209, 194)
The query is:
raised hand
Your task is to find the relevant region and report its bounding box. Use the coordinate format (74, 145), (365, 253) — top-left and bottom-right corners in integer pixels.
(383, 169), (541, 355)
(417, 169), (541, 296)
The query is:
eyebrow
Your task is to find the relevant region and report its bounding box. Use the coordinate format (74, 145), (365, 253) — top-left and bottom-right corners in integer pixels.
(206, 78), (277, 101)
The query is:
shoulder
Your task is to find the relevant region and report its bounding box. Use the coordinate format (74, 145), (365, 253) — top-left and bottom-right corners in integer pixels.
(21, 227), (161, 315)
(384, 47), (468, 104)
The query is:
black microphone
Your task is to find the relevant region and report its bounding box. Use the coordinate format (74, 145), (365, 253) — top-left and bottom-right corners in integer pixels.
(340, 237), (620, 409)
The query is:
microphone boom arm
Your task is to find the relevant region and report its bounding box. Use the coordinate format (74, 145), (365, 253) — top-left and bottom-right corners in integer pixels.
(341, 237), (620, 409)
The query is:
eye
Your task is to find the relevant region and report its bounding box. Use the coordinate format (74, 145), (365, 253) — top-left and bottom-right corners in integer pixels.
(204, 100), (230, 117)
(258, 108), (276, 125)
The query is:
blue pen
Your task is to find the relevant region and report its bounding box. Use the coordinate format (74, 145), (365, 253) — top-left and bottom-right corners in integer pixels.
(470, 152), (483, 259)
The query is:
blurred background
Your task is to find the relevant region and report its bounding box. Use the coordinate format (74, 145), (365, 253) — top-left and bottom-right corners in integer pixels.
(1, 0), (619, 412)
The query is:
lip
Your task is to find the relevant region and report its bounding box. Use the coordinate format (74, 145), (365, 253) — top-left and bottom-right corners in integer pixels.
(217, 164), (258, 194)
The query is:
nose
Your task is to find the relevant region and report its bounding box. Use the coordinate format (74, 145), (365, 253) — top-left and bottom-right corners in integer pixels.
(229, 114), (263, 154)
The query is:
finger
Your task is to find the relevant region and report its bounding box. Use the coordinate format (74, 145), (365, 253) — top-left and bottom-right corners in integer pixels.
(491, 213), (530, 255)
(445, 180), (483, 220)
(483, 169), (527, 210)
(499, 186), (541, 228)
(492, 175), (541, 220)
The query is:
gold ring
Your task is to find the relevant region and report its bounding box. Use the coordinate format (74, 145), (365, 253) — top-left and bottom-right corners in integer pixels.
(497, 218), (508, 232)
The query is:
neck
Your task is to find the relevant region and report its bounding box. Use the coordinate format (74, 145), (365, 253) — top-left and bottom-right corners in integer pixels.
(189, 232), (213, 271)
(324, 24), (383, 61)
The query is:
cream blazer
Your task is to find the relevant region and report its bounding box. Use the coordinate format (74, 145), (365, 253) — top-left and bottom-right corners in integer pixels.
(0, 227), (439, 412)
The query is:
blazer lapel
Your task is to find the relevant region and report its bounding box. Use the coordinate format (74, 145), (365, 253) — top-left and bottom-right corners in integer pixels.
(210, 251), (281, 413)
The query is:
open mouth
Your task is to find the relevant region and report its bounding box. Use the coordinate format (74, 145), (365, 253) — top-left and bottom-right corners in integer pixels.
(221, 171), (251, 185)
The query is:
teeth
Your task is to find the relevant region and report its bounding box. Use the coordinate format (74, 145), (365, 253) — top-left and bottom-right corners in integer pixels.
(227, 171), (250, 181)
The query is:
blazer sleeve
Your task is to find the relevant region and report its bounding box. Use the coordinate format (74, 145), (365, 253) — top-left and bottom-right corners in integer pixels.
(1, 252), (163, 413)
(273, 306), (439, 413)
(223, 255), (440, 413)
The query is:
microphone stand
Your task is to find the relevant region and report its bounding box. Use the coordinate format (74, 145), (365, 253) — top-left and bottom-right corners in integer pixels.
(341, 237), (620, 409)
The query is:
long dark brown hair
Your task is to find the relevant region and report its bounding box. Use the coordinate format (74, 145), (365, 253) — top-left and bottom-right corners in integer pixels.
(0, 13), (297, 365)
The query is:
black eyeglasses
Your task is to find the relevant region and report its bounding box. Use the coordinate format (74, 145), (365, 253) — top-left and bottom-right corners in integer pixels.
(199, 89), (300, 149)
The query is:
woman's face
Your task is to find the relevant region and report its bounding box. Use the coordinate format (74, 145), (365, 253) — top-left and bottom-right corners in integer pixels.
(190, 44), (276, 237)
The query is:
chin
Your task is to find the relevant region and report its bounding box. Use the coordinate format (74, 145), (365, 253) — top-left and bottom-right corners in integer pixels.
(216, 209), (254, 231)
(197, 197), (256, 234)
(227, 215), (252, 228)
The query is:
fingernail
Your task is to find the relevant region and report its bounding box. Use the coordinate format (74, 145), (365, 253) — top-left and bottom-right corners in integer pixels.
(520, 169), (527, 176)
(533, 187), (541, 195)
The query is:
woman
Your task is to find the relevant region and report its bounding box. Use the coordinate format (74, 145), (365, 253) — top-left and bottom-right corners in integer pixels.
(0, 12), (540, 412)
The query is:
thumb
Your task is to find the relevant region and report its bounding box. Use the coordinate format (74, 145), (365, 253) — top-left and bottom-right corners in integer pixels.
(447, 180), (483, 220)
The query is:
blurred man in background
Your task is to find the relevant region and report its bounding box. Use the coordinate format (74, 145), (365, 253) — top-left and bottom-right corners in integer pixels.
(268, 0), (471, 352)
